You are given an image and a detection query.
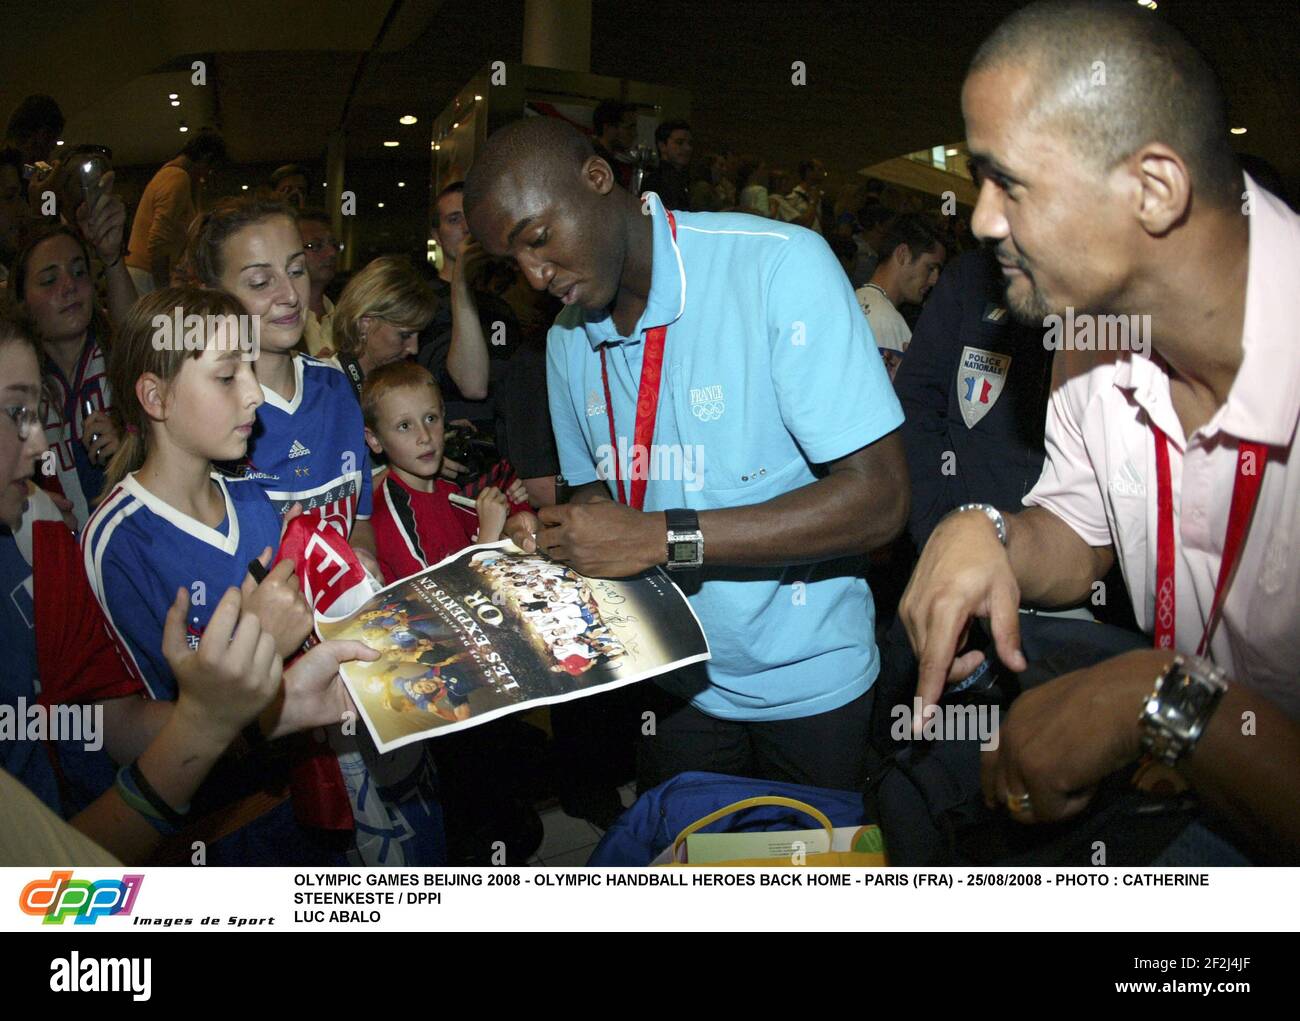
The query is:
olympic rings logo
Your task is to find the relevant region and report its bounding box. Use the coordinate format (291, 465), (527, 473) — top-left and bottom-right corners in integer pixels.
(1156, 576), (1175, 629)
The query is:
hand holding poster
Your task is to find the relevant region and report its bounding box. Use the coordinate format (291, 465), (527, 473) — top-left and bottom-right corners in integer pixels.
(315, 541), (710, 752)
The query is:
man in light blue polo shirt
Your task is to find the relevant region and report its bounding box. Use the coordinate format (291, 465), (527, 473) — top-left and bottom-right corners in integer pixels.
(465, 117), (909, 791)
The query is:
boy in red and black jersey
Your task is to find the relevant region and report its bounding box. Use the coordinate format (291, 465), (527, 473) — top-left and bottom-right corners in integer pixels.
(361, 361), (531, 585)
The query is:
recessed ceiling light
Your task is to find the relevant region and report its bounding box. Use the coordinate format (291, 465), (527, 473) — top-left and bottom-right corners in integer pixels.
(1230, 127), (1247, 135)
(179, 126), (189, 133)
(383, 140), (400, 147)
(56, 139), (64, 146)
(377, 202), (385, 208)
(452, 122), (459, 129)
(170, 100), (180, 107)
(398, 181), (406, 187)
(322, 182), (327, 186)
(434, 144), (441, 151)
(241, 184), (248, 190)
(399, 115), (417, 125)
(1137, 0), (1157, 8)
(168, 93), (178, 100)
(474, 95), (482, 101)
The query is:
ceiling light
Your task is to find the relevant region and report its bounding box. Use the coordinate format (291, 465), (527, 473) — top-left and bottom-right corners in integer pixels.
(170, 100), (180, 107)
(377, 202), (385, 208)
(474, 95), (482, 101)
(399, 115), (417, 125)
(179, 126), (189, 133)
(1230, 127), (1247, 135)
(434, 144), (441, 151)
(241, 184), (249, 190)
(56, 139), (64, 146)
(169, 93), (178, 100)
(945, 147), (958, 155)
(1137, 0), (1157, 8)
(383, 140), (400, 147)
(398, 181), (406, 187)
(452, 122), (459, 129)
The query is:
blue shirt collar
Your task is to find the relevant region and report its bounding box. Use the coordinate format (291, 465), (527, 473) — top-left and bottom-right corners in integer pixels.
(582, 192), (686, 351)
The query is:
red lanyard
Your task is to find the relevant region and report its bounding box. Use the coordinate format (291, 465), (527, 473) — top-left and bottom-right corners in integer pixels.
(598, 211), (677, 511)
(1151, 424), (1269, 656)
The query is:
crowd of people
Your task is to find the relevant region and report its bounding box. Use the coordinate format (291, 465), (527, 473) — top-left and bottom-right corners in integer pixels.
(1, 0), (1296, 868)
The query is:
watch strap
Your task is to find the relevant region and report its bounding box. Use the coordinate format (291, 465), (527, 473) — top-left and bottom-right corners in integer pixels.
(665, 508), (699, 533)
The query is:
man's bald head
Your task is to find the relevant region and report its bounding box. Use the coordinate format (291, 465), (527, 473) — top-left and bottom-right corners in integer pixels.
(464, 116), (598, 226)
(462, 116), (638, 314)
(971, 0), (1239, 208)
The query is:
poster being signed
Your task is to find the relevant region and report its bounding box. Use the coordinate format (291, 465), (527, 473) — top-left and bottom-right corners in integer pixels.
(315, 542), (711, 752)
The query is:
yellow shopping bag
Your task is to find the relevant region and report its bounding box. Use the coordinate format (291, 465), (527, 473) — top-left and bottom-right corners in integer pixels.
(658, 796), (888, 867)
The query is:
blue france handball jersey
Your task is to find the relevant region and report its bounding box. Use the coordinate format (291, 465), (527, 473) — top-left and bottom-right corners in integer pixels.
(0, 528), (59, 812)
(81, 473), (282, 700)
(245, 355), (373, 537)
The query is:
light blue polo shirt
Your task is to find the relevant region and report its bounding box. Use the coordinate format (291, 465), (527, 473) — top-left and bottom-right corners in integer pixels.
(546, 193), (903, 721)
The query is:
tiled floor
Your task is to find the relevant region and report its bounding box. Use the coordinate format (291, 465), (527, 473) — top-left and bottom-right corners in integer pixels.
(526, 783), (637, 866)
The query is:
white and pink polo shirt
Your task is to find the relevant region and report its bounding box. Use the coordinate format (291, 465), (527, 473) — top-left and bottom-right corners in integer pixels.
(1026, 176), (1299, 719)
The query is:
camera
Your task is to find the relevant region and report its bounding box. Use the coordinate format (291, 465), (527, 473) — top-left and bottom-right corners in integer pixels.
(31, 144), (113, 219)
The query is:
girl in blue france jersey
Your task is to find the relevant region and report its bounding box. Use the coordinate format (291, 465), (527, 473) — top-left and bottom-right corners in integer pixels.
(80, 287), (398, 865)
(191, 197), (381, 577)
(82, 287), (309, 696)
(89, 280), (443, 864)
(0, 309), (377, 865)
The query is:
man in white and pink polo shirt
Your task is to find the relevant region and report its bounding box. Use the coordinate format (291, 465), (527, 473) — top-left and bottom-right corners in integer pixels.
(901, 1), (1298, 863)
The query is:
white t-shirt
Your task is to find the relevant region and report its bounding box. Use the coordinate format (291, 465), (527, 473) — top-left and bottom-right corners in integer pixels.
(779, 186), (821, 233)
(739, 184), (770, 217)
(855, 283), (910, 354)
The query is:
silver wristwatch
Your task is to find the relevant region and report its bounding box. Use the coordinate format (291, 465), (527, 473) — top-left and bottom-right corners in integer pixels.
(953, 503), (1007, 546)
(1139, 655), (1229, 765)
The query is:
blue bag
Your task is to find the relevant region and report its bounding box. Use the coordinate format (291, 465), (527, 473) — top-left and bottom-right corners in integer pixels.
(588, 771), (872, 866)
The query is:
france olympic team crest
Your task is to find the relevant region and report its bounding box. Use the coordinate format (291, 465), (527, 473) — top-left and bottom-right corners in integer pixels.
(690, 384), (725, 422)
(957, 346), (1012, 429)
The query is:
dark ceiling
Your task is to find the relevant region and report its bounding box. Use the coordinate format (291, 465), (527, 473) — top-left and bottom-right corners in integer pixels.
(3, 0), (1298, 198)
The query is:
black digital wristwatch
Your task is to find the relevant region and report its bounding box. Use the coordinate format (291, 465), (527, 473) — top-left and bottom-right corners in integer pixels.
(664, 508), (704, 573)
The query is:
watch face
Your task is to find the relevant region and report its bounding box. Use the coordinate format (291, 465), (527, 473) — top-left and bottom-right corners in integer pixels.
(670, 541), (697, 562)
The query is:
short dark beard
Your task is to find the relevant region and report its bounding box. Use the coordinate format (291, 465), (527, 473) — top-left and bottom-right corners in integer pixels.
(1004, 277), (1054, 326)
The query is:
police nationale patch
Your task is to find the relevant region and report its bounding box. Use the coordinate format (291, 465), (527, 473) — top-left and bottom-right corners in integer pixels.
(957, 346), (1011, 429)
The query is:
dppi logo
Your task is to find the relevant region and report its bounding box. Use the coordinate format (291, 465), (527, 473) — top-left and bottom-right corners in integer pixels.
(19, 871), (144, 925)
